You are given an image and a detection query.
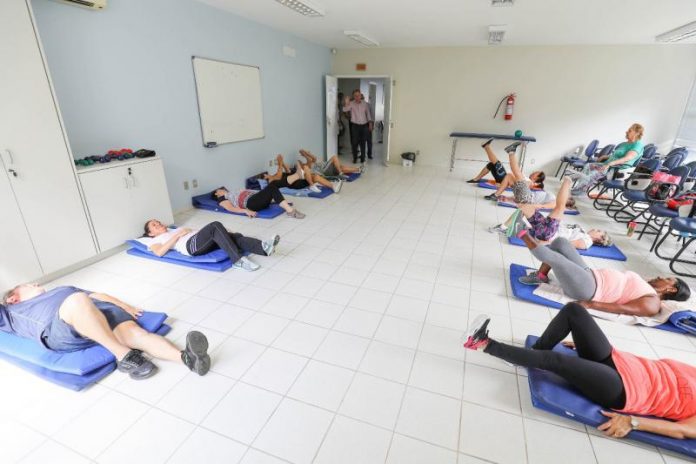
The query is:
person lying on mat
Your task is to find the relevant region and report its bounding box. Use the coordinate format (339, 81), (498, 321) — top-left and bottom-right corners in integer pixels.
(569, 123), (644, 195)
(2, 283), (211, 380)
(212, 183), (305, 219)
(473, 139), (550, 203)
(490, 177), (611, 250)
(268, 153), (344, 194)
(463, 302), (696, 440)
(514, 233), (690, 317)
(299, 149), (363, 178)
(142, 220), (280, 272)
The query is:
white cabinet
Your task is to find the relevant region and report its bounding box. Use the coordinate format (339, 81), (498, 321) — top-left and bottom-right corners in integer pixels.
(0, 0), (97, 290)
(79, 158), (174, 251)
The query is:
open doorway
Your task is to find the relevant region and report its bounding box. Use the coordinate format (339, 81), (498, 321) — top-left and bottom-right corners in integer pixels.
(325, 75), (392, 166)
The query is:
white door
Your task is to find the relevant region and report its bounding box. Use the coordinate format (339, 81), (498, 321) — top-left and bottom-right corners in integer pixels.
(0, 161), (42, 292)
(325, 75), (339, 160)
(383, 78), (393, 163)
(0, 0), (96, 273)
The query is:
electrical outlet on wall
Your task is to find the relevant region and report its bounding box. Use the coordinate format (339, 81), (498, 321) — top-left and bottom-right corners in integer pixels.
(183, 181), (189, 190)
(192, 179), (198, 188)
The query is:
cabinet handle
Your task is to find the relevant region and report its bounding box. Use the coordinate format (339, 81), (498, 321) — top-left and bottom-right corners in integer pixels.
(8, 169), (18, 177)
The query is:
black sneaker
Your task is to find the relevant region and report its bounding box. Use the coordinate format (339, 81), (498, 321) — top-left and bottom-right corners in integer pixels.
(504, 141), (522, 154)
(117, 349), (158, 380)
(481, 137), (494, 148)
(181, 331), (211, 376)
(484, 193), (499, 201)
(463, 315), (491, 351)
(466, 179), (479, 184)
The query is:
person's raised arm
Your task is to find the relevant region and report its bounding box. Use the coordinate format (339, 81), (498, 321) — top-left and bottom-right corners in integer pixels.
(599, 411), (696, 440)
(577, 294), (661, 317)
(148, 228), (191, 257)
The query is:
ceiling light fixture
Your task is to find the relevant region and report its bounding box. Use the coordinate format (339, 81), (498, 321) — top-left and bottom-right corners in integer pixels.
(656, 21), (696, 43)
(488, 25), (506, 45)
(344, 30), (380, 47)
(274, 0), (325, 17)
(491, 0), (514, 6)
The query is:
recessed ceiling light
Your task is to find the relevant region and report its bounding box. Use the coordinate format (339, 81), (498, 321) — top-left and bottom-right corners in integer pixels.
(274, 0), (325, 17)
(488, 25), (506, 45)
(491, 0), (514, 6)
(344, 30), (379, 47)
(656, 21), (696, 43)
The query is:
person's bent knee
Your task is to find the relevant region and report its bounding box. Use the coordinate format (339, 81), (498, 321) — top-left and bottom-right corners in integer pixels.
(59, 292), (93, 321)
(562, 302), (587, 317)
(210, 221), (225, 230)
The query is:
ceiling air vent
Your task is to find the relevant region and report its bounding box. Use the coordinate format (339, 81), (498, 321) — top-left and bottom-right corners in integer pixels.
(274, 0), (325, 17)
(491, 0), (514, 7)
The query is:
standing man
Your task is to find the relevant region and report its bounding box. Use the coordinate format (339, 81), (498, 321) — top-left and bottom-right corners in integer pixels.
(343, 89), (373, 163)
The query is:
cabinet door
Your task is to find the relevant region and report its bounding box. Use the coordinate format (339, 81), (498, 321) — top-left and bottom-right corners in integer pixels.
(79, 166), (139, 251)
(0, 165), (42, 292)
(130, 160), (174, 227)
(0, 0), (96, 273)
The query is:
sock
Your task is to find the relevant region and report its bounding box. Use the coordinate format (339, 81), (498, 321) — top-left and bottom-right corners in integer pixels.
(537, 271), (547, 280)
(516, 229), (528, 239)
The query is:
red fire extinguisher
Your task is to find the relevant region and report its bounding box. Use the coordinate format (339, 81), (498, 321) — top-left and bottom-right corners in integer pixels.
(493, 93), (516, 121)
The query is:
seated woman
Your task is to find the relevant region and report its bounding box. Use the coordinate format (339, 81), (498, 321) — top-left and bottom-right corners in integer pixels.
(141, 219), (280, 272)
(515, 234), (690, 317)
(2, 283), (211, 380)
(463, 303), (696, 440)
(570, 123), (645, 195)
(490, 177), (611, 250)
(212, 184), (305, 219)
(475, 139), (549, 203)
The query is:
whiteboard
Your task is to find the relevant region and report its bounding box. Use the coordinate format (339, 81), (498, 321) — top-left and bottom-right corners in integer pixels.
(192, 57), (264, 146)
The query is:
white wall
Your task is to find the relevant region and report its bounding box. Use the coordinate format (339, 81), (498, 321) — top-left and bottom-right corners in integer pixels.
(332, 45), (696, 171)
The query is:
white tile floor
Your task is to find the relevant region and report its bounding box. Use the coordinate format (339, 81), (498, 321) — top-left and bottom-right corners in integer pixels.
(4, 158), (696, 464)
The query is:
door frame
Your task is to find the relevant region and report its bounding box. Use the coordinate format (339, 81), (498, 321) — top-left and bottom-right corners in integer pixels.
(333, 74), (393, 164)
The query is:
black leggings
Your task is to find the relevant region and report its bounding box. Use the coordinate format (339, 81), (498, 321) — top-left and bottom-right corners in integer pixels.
(246, 184), (286, 211)
(186, 222), (265, 263)
(484, 303), (626, 409)
(270, 174), (309, 190)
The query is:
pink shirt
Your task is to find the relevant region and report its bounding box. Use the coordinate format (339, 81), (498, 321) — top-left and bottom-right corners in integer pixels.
(343, 100), (372, 125)
(591, 269), (656, 304)
(612, 349), (696, 420)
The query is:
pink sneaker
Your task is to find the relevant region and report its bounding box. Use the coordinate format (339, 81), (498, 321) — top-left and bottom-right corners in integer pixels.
(463, 315), (491, 351)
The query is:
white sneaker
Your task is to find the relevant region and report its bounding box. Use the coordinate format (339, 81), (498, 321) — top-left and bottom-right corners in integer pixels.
(488, 224), (507, 235)
(233, 256), (260, 272)
(309, 184), (321, 193)
(262, 235), (281, 256)
(332, 180), (343, 193)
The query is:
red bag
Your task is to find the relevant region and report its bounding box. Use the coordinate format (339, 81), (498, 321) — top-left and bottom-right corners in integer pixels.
(667, 198), (693, 210)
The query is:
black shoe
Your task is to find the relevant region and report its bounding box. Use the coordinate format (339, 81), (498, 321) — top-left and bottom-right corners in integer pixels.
(368, 155), (373, 159)
(353, 158), (358, 163)
(181, 331), (211, 376)
(118, 349), (158, 380)
(481, 138), (494, 148)
(484, 193), (499, 201)
(504, 141), (522, 154)
(466, 179), (479, 184)
(360, 157), (366, 163)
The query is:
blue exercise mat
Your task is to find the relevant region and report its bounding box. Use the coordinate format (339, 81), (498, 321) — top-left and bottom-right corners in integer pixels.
(345, 172), (360, 182)
(192, 194), (287, 219)
(258, 179), (334, 199)
(478, 180), (511, 191)
(670, 311), (696, 335)
(0, 311), (168, 376)
(525, 335), (696, 458)
(507, 237), (626, 261)
(509, 264), (686, 334)
(497, 201), (580, 215)
(127, 240), (229, 263)
(1, 324), (170, 391)
(127, 248), (233, 272)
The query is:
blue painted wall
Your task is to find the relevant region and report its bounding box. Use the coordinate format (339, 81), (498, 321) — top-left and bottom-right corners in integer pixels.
(31, 0), (331, 211)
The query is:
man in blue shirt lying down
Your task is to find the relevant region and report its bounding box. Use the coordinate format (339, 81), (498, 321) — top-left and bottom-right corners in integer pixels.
(2, 284), (211, 380)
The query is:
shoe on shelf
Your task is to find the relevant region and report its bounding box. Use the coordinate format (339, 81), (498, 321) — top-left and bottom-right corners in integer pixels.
(287, 209), (306, 219)
(488, 224), (507, 235)
(262, 234), (281, 256)
(181, 331), (210, 376)
(234, 256), (261, 271)
(504, 141), (522, 154)
(481, 138), (494, 148)
(463, 315), (491, 351)
(519, 271), (549, 286)
(308, 184), (322, 193)
(332, 180), (343, 193)
(118, 349), (158, 380)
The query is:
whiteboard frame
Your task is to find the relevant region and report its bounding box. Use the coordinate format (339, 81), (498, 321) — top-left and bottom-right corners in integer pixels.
(191, 55), (265, 148)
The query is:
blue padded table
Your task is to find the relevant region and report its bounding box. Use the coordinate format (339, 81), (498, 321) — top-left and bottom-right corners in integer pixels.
(449, 132), (537, 172)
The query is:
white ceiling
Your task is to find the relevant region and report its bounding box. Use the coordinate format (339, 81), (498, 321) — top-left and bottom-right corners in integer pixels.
(195, 0), (696, 48)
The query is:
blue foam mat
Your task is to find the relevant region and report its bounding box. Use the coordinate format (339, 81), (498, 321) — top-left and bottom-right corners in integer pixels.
(127, 248), (232, 272)
(192, 194), (286, 219)
(345, 172), (360, 182)
(509, 264), (686, 334)
(478, 180), (511, 191)
(525, 335), (696, 458)
(507, 237), (626, 261)
(497, 201), (580, 215)
(280, 186), (333, 198)
(127, 240), (229, 263)
(0, 311), (168, 376)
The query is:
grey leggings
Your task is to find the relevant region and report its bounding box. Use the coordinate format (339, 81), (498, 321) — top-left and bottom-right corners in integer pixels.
(530, 237), (597, 300)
